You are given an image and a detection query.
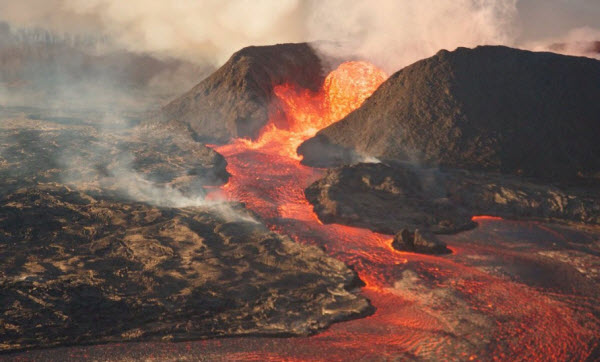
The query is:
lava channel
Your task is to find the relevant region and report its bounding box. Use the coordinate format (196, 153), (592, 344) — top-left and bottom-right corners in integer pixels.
(201, 61), (600, 360)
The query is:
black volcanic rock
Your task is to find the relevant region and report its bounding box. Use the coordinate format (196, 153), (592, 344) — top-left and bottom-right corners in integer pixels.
(149, 43), (325, 143)
(305, 163), (475, 235)
(299, 46), (600, 182)
(392, 229), (451, 255)
(0, 184), (371, 352)
(305, 162), (600, 238)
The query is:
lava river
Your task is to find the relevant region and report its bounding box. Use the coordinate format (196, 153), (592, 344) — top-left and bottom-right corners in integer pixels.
(204, 61), (600, 360)
(20, 62), (599, 361)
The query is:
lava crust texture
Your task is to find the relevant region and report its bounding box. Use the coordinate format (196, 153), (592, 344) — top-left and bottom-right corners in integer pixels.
(306, 162), (600, 235)
(0, 185), (369, 352)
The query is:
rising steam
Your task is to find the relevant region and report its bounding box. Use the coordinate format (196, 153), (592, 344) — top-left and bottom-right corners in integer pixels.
(1, 0), (599, 72)
(306, 0), (519, 72)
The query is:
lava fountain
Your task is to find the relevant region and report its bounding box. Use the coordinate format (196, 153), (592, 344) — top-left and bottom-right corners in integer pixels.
(218, 61), (387, 161)
(204, 61), (599, 360)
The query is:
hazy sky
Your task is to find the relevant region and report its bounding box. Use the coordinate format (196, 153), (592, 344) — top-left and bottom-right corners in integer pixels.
(0, 0), (598, 72)
(516, 0), (600, 42)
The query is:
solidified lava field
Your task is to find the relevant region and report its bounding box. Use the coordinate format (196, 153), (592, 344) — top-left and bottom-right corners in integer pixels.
(9, 61), (600, 361)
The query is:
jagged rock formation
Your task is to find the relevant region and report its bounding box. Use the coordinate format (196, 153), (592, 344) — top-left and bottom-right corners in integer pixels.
(306, 163), (600, 237)
(149, 43), (325, 143)
(392, 229), (451, 255)
(299, 46), (600, 182)
(0, 184), (370, 352)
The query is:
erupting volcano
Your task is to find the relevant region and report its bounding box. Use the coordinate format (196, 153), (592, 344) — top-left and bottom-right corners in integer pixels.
(202, 61), (600, 360)
(218, 61), (387, 161)
(3, 2), (600, 359)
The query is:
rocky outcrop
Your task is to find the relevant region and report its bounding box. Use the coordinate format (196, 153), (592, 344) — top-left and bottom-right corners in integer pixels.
(0, 184), (371, 352)
(305, 163), (476, 235)
(299, 46), (600, 182)
(305, 163), (600, 238)
(392, 229), (451, 255)
(149, 43), (326, 143)
(130, 120), (230, 193)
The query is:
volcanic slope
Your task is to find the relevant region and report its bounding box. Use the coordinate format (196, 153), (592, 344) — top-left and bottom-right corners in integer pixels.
(149, 43), (326, 143)
(299, 46), (600, 182)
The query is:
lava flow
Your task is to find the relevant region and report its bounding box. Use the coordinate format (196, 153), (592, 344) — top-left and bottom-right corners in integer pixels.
(205, 61), (599, 360)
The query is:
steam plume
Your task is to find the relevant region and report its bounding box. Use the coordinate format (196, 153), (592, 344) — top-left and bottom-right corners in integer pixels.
(1, 0), (598, 72)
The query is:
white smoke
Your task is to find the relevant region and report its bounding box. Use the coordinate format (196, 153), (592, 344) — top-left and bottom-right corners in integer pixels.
(101, 161), (257, 223)
(0, 0), (307, 65)
(528, 27), (600, 59)
(306, 0), (519, 72)
(1, 0), (598, 72)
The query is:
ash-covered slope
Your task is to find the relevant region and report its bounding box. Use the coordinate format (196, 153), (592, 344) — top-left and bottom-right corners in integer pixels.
(299, 46), (600, 182)
(149, 43), (325, 142)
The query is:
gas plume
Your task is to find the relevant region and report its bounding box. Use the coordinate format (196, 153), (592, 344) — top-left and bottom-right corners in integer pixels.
(1, 1), (599, 73)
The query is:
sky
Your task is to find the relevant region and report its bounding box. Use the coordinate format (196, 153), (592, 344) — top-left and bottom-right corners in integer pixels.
(0, 0), (598, 72)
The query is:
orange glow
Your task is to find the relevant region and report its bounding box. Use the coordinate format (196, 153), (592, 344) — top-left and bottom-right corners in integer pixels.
(472, 215), (504, 221)
(227, 61), (387, 160)
(205, 61), (598, 360)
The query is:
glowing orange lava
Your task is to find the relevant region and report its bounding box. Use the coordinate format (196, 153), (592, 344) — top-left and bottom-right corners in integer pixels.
(206, 61), (599, 360)
(223, 61), (387, 160)
(472, 215), (504, 221)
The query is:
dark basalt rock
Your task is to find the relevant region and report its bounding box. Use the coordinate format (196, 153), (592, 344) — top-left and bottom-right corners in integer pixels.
(305, 163), (476, 235)
(148, 43), (326, 143)
(0, 184), (371, 352)
(305, 162), (600, 241)
(299, 46), (600, 182)
(392, 229), (451, 255)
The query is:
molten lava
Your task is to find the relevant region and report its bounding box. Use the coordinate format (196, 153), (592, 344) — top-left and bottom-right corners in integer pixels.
(207, 61), (599, 360)
(223, 61), (387, 160)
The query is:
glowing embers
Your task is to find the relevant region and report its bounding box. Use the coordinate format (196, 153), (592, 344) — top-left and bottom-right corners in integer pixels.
(471, 215), (504, 221)
(234, 61), (387, 159)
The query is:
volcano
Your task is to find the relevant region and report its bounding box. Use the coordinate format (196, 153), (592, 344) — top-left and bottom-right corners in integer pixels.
(298, 46), (600, 182)
(149, 43), (327, 143)
(4, 41), (600, 361)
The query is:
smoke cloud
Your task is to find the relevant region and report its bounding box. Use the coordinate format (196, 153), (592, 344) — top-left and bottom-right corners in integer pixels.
(0, 0), (307, 66)
(1, 0), (598, 72)
(306, 0), (519, 72)
(528, 27), (600, 59)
